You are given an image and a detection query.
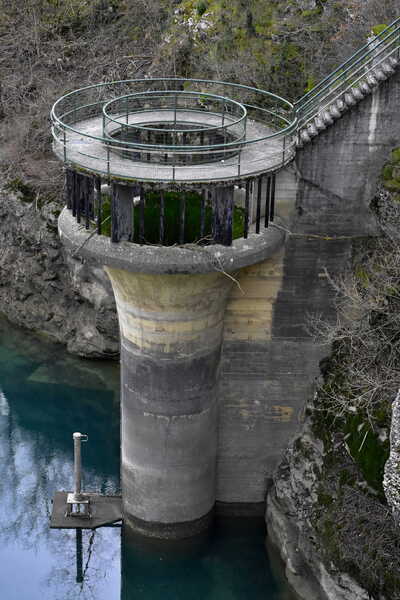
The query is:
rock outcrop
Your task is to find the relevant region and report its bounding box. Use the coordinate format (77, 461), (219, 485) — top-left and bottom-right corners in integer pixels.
(266, 411), (371, 600)
(0, 186), (119, 357)
(384, 390), (400, 525)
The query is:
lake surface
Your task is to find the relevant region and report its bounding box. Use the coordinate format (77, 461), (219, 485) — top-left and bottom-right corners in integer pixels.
(0, 318), (297, 600)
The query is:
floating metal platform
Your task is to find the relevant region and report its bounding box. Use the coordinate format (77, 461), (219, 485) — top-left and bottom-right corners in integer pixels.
(50, 491), (122, 529)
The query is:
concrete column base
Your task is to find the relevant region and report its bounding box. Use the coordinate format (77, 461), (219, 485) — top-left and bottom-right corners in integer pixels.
(105, 267), (234, 537)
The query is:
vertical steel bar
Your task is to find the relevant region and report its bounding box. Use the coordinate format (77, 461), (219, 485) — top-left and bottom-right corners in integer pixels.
(212, 189), (218, 243)
(256, 176), (262, 234)
(85, 177), (90, 230)
(73, 432), (82, 498)
(244, 180), (250, 239)
(72, 171), (77, 217)
(139, 186), (145, 243)
(200, 189), (206, 239)
(264, 176), (271, 228)
(179, 194), (186, 244)
(95, 177), (102, 235)
(76, 174), (81, 224)
(111, 182), (118, 243)
(63, 128), (67, 162)
(159, 190), (165, 244)
(65, 168), (72, 210)
(270, 173), (276, 221)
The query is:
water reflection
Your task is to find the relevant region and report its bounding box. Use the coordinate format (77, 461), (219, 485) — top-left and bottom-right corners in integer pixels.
(0, 319), (121, 600)
(0, 318), (297, 600)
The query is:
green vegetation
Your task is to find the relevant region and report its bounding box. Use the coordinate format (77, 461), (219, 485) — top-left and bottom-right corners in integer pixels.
(5, 178), (36, 203)
(100, 190), (244, 245)
(382, 147), (400, 194)
(307, 154), (400, 598)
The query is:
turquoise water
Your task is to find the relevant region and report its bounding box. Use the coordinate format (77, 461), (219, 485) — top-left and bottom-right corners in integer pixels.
(0, 318), (296, 600)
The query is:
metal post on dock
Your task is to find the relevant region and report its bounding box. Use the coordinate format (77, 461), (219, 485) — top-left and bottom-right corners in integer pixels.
(73, 432), (87, 501)
(65, 432), (91, 518)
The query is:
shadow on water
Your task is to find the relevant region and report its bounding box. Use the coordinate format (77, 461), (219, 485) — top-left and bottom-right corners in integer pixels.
(0, 317), (299, 600)
(122, 517), (298, 600)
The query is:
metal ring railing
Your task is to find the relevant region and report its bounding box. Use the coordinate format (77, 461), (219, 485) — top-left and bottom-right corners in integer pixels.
(51, 77), (297, 182)
(102, 90), (248, 165)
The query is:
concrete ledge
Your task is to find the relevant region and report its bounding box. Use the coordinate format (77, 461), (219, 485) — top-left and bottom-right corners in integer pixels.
(124, 508), (214, 540)
(59, 208), (285, 275)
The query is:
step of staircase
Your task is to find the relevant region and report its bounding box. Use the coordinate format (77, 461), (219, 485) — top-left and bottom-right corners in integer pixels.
(296, 55), (400, 148)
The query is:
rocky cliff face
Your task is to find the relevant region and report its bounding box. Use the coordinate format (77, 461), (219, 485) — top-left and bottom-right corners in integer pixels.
(267, 182), (400, 600)
(0, 186), (119, 357)
(266, 410), (372, 600)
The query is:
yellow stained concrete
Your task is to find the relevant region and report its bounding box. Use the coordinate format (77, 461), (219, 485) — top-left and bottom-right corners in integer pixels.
(105, 267), (233, 354)
(223, 250), (284, 342)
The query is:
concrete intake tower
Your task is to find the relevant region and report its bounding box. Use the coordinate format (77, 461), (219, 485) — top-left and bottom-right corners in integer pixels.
(51, 22), (400, 537)
(52, 78), (295, 537)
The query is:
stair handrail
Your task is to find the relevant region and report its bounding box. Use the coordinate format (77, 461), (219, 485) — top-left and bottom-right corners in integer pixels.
(295, 17), (400, 128)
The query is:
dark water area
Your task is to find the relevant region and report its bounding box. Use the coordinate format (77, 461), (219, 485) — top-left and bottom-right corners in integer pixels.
(0, 318), (297, 600)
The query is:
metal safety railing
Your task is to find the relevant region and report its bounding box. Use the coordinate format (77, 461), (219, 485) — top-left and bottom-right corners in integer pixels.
(102, 90), (248, 165)
(51, 78), (298, 183)
(296, 17), (400, 131)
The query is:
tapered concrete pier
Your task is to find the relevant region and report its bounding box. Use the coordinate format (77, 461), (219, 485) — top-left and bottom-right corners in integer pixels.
(107, 267), (233, 536)
(59, 205), (284, 537)
(53, 77), (290, 537)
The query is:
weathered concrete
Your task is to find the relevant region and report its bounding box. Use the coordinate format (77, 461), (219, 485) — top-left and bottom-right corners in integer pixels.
(58, 207), (285, 274)
(106, 267), (234, 537)
(266, 67), (400, 599)
(59, 204), (289, 533)
(216, 69), (400, 508)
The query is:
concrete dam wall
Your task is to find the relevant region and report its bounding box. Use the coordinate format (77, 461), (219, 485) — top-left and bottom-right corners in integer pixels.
(217, 66), (400, 505)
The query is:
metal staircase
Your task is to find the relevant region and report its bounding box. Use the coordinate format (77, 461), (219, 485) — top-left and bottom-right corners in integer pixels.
(295, 17), (400, 147)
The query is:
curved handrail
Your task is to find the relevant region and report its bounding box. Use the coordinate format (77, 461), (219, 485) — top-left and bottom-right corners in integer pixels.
(51, 77), (297, 152)
(296, 17), (400, 129)
(103, 90), (247, 138)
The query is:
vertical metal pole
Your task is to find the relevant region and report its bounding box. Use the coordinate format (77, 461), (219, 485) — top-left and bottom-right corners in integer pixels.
(270, 173), (276, 221)
(244, 180), (250, 239)
(200, 189), (206, 239)
(159, 190), (165, 245)
(76, 175), (81, 224)
(264, 176), (271, 228)
(73, 432), (82, 499)
(95, 177), (102, 235)
(179, 195), (186, 245)
(84, 178), (90, 230)
(256, 176), (262, 234)
(63, 128), (67, 162)
(139, 186), (145, 244)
